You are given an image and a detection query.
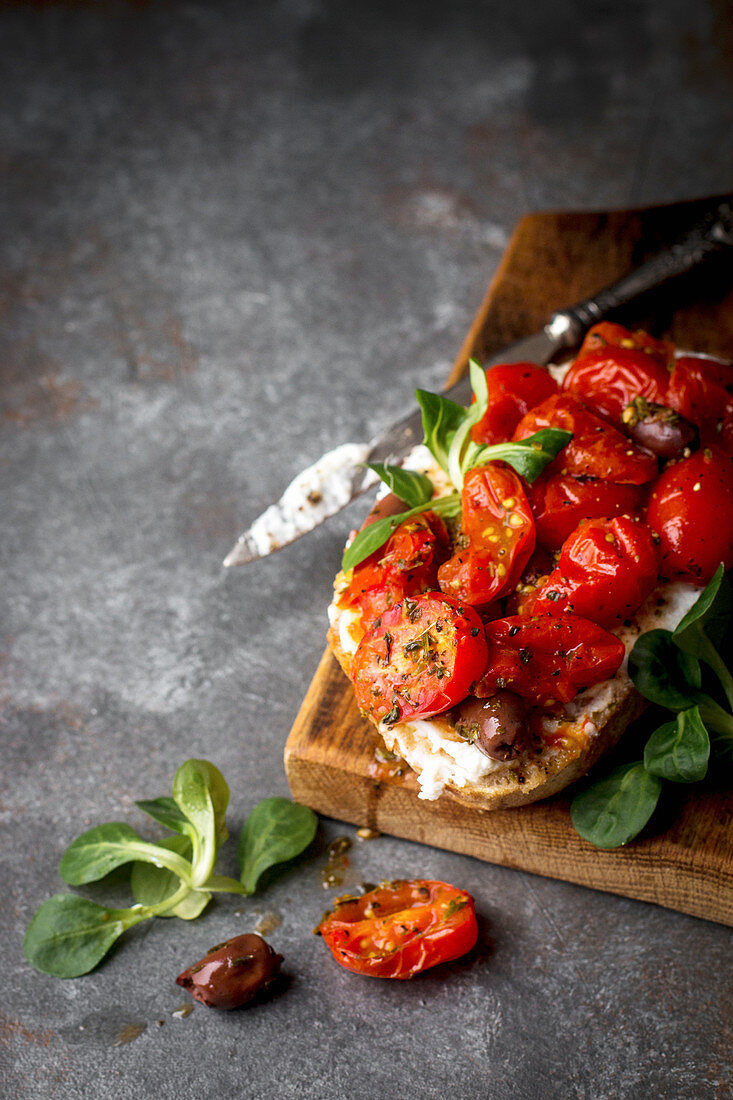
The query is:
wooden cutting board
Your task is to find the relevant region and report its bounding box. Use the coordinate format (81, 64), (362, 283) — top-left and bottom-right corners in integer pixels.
(285, 196), (733, 927)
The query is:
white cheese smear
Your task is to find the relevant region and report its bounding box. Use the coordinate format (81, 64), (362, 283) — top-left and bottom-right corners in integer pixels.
(227, 442), (375, 562)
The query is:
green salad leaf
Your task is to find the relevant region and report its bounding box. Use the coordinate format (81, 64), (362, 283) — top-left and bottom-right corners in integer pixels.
(365, 463), (433, 509)
(572, 571), (733, 849)
(643, 707), (710, 784)
(570, 763), (662, 849)
(25, 760), (320, 978)
(238, 797), (318, 895)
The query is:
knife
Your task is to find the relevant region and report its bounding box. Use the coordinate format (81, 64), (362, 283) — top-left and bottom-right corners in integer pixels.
(224, 198), (733, 567)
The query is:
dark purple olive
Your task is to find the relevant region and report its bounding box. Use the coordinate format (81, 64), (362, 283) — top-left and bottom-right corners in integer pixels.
(176, 934), (283, 1010)
(621, 399), (698, 459)
(454, 691), (527, 761)
(361, 492), (408, 530)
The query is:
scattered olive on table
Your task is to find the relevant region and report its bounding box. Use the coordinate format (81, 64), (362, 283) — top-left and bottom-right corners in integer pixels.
(176, 933), (283, 1010)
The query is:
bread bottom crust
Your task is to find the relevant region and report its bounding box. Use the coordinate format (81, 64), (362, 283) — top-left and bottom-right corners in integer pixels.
(328, 580), (698, 810)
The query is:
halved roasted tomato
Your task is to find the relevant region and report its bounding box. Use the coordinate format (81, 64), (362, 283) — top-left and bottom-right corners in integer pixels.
(528, 472), (644, 550)
(343, 512), (449, 625)
(562, 326), (672, 425)
(575, 322), (675, 368)
(351, 592), (488, 725)
(437, 463), (535, 606)
(316, 879), (479, 979)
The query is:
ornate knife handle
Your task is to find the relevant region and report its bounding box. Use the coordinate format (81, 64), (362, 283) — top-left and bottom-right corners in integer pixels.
(546, 198), (733, 349)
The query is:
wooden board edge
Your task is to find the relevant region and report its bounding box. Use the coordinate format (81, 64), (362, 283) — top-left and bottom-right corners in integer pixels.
(286, 750), (733, 927)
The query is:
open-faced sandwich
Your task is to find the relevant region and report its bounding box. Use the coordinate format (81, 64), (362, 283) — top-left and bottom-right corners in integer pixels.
(327, 323), (733, 808)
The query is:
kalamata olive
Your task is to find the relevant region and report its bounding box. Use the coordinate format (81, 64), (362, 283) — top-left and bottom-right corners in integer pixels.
(454, 691), (527, 761)
(176, 933), (283, 1010)
(360, 492), (407, 529)
(621, 398), (698, 459)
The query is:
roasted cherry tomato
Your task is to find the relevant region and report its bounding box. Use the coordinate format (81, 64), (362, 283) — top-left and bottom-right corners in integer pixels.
(316, 879), (479, 979)
(562, 343), (671, 426)
(646, 446), (733, 585)
(666, 356), (733, 450)
(470, 362), (558, 445)
(514, 393), (657, 484)
(343, 512), (449, 626)
(476, 614), (625, 707)
(527, 516), (658, 628)
(437, 463), (535, 606)
(575, 322), (675, 368)
(528, 472), (644, 550)
(351, 592), (488, 725)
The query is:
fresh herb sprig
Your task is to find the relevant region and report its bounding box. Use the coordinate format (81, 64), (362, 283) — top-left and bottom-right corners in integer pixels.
(571, 566), (733, 849)
(342, 359), (571, 571)
(24, 761), (317, 978)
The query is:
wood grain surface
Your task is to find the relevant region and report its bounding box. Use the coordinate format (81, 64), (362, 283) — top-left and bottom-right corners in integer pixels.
(285, 197), (733, 928)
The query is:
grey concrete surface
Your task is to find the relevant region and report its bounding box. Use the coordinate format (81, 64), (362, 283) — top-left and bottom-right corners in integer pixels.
(2, 2), (732, 1098)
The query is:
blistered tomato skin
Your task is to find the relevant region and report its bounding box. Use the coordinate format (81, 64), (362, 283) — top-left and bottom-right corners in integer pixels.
(176, 934), (283, 1009)
(575, 322), (675, 368)
(470, 362), (558, 445)
(437, 463), (535, 606)
(562, 347), (671, 425)
(529, 473), (644, 550)
(646, 446), (733, 585)
(513, 393), (658, 484)
(476, 615), (625, 708)
(351, 593), (488, 725)
(666, 356), (733, 450)
(528, 516), (659, 628)
(343, 512), (449, 626)
(316, 879), (479, 979)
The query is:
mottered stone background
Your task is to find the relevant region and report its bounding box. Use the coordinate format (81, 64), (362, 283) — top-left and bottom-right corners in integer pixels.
(2, 2), (732, 1098)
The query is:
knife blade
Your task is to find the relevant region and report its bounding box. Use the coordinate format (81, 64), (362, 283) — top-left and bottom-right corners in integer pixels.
(223, 198), (733, 567)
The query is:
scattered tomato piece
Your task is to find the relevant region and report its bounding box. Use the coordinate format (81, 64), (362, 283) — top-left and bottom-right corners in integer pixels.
(316, 879), (479, 979)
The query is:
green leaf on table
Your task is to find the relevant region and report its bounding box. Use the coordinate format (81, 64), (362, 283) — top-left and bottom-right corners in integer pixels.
(416, 389), (468, 475)
(366, 464), (434, 509)
(59, 823), (192, 886)
(643, 706), (710, 783)
(628, 629), (701, 709)
(238, 797), (318, 895)
(172, 759), (230, 885)
(135, 796), (190, 836)
(130, 835), (208, 919)
(24, 895), (130, 978)
(570, 762), (662, 849)
(172, 759), (229, 846)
